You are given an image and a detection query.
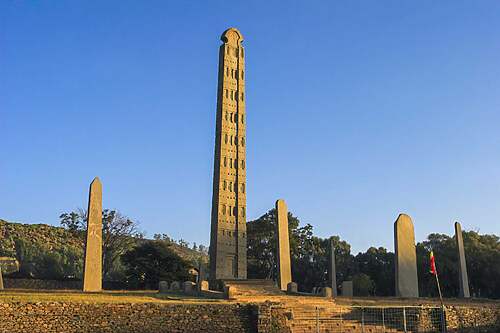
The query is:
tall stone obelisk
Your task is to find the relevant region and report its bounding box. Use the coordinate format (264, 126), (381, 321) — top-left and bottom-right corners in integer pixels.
(0, 266), (4, 290)
(210, 28), (247, 281)
(455, 222), (470, 298)
(276, 199), (292, 291)
(83, 177), (103, 292)
(328, 237), (338, 297)
(394, 213), (419, 297)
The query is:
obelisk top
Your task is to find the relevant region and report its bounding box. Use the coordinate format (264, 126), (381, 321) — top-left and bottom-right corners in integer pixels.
(221, 28), (243, 45)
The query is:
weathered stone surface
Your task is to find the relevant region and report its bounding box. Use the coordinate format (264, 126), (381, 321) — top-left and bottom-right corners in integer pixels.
(224, 285), (235, 299)
(170, 281), (181, 291)
(0, 301), (258, 333)
(183, 281), (196, 294)
(210, 28), (247, 281)
(342, 281), (353, 297)
(158, 281), (169, 293)
(83, 177), (103, 292)
(322, 287), (333, 298)
(286, 282), (298, 294)
(199, 280), (209, 291)
(328, 237), (338, 297)
(394, 213), (419, 297)
(276, 199), (292, 291)
(455, 222), (470, 298)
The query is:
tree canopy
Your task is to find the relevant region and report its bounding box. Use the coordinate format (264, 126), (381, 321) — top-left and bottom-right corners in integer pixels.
(247, 208), (500, 299)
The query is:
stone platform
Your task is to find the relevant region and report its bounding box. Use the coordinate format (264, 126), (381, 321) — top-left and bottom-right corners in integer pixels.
(222, 279), (284, 297)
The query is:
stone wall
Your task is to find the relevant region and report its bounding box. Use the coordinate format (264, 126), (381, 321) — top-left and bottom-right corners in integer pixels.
(0, 301), (257, 333)
(445, 305), (500, 332)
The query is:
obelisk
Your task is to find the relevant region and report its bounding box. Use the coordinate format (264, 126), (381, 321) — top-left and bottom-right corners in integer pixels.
(0, 266), (4, 290)
(209, 28), (247, 281)
(394, 213), (419, 297)
(83, 177), (103, 292)
(328, 237), (338, 297)
(276, 199), (292, 291)
(455, 222), (470, 298)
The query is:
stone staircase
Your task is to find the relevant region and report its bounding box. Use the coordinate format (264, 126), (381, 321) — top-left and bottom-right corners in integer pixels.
(281, 299), (407, 333)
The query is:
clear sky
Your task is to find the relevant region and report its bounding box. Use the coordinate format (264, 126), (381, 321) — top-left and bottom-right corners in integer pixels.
(1, 1), (499, 254)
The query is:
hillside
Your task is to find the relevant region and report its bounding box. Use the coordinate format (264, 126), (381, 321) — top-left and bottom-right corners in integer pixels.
(0, 219), (208, 278)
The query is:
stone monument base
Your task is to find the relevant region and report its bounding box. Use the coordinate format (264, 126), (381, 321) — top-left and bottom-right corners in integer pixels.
(220, 279), (284, 298)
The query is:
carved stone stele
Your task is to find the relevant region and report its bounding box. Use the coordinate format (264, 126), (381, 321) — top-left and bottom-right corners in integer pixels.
(328, 237), (338, 297)
(455, 222), (470, 298)
(83, 177), (103, 292)
(394, 214), (419, 297)
(209, 28), (247, 281)
(276, 199), (292, 291)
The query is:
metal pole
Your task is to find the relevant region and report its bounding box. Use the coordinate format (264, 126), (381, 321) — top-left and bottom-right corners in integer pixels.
(382, 307), (385, 332)
(361, 308), (365, 333)
(403, 307), (407, 333)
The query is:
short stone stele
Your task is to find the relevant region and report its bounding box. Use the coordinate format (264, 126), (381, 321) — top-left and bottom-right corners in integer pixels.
(183, 281), (196, 294)
(83, 177), (103, 292)
(287, 282), (298, 294)
(170, 281), (181, 291)
(394, 213), (419, 297)
(199, 280), (209, 292)
(455, 222), (470, 298)
(322, 287), (333, 298)
(159, 281), (169, 293)
(342, 281), (353, 297)
(276, 199), (292, 291)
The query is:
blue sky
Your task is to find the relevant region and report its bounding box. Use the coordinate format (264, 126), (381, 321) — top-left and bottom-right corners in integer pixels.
(1, 1), (499, 254)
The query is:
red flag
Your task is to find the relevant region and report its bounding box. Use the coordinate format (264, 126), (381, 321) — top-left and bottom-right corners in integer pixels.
(430, 251), (437, 275)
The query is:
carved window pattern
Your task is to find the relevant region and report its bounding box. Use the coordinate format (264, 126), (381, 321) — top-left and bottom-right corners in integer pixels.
(241, 92), (244, 101)
(225, 112), (228, 121)
(224, 156), (227, 167)
(223, 180), (227, 190)
(222, 204), (226, 215)
(241, 160), (245, 169)
(225, 134), (228, 144)
(241, 183), (245, 193)
(241, 137), (245, 146)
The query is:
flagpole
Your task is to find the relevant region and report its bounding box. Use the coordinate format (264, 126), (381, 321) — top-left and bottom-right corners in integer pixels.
(434, 270), (444, 307)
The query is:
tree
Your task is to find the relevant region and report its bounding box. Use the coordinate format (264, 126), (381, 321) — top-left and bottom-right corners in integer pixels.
(59, 209), (142, 279)
(122, 240), (191, 289)
(353, 247), (394, 296)
(247, 208), (353, 292)
(352, 273), (376, 296)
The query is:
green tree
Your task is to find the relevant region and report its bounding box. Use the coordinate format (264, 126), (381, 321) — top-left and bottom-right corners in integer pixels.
(352, 273), (376, 296)
(59, 209), (142, 279)
(247, 208), (353, 292)
(353, 247), (394, 296)
(122, 240), (191, 289)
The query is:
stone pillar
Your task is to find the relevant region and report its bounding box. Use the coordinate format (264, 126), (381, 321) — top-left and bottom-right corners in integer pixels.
(83, 177), (103, 292)
(0, 266), (4, 290)
(341, 281), (353, 297)
(455, 222), (470, 298)
(394, 213), (419, 297)
(276, 199), (292, 291)
(159, 281), (169, 293)
(328, 237), (338, 297)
